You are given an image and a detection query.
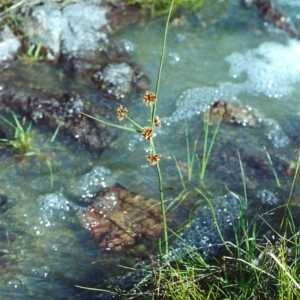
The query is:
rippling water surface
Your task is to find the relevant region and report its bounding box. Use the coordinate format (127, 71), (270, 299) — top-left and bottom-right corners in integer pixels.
(1, 1), (300, 299)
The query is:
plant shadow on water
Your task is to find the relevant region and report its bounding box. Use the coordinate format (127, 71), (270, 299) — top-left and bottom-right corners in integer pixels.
(1, 0), (300, 299)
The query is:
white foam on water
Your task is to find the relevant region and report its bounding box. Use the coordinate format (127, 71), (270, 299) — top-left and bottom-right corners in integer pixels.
(37, 191), (75, 227)
(163, 82), (243, 124)
(165, 39), (300, 148)
(226, 40), (300, 98)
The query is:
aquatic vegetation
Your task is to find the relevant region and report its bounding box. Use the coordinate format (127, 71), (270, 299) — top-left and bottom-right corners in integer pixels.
(125, 0), (208, 16)
(0, 114), (33, 155)
(18, 42), (44, 64)
(0, 113), (60, 188)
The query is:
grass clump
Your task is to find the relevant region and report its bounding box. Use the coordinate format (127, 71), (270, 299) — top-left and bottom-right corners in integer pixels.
(99, 191), (300, 299)
(0, 113), (33, 155)
(18, 42), (44, 64)
(125, 0), (208, 16)
(149, 228), (300, 300)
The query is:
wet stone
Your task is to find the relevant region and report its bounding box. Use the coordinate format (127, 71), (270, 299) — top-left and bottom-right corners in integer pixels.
(0, 81), (117, 152)
(65, 165), (114, 205)
(92, 63), (134, 100)
(242, 0), (299, 39)
(0, 26), (21, 65)
(207, 100), (258, 127)
(78, 184), (170, 251)
(257, 189), (280, 206)
(173, 193), (247, 258)
(22, 0), (145, 62)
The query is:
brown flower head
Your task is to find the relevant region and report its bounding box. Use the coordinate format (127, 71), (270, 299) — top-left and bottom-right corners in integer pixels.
(116, 105), (128, 121)
(147, 154), (160, 165)
(141, 127), (153, 141)
(154, 116), (161, 127)
(143, 91), (156, 105)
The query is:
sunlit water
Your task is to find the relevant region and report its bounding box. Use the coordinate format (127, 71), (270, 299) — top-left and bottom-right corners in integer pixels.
(1, 0), (300, 299)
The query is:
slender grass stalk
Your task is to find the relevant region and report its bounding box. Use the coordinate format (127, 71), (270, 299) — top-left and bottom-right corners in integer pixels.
(151, 0), (174, 128)
(199, 112), (221, 187)
(50, 119), (63, 143)
(185, 123), (199, 182)
(263, 145), (281, 188)
(172, 153), (187, 190)
(152, 144), (169, 253)
(287, 152), (300, 203)
(268, 251), (300, 290)
(237, 150), (247, 202)
(45, 158), (54, 189)
(279, 153), (300, 230)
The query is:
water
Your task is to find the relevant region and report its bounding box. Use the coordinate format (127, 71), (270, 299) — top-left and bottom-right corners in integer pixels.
(1, 0), (300, 299)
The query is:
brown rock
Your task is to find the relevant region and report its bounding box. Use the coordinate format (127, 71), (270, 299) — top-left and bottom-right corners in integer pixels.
(207, 100), (258, 127)
(79, 185), (168, 251)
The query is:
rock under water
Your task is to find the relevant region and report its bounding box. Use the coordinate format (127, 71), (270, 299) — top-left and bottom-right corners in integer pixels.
(78, 184), (171, 251)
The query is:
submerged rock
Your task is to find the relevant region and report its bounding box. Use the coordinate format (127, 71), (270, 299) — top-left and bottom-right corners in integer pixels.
(173, 193), (247, 258)
(79, 184), (169, 251)
(20, 1), (150, 99)
(0, 26), (21, 65)
(242, 0), (299, 39)
(92, 62), (134, 100)
(0, 80), (116, 151)
(21, 0), (144, 62)
(207, 100), (258, 127)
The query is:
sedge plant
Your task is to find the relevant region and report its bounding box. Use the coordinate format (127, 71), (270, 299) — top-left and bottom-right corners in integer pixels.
(82, 0), (176, 256)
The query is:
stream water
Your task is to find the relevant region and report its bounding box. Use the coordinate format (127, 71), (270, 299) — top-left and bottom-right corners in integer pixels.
(1, 0), (300, 299)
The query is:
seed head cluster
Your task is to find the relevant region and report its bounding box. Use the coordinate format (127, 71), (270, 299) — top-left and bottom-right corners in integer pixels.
(147, 154), (160, 165)
(115, 91), (161, 165)
(116, 105), (128, 121)
(143, 91), (156, 105)
(154, 116), (161, 127)
(141, 127), (153, 141)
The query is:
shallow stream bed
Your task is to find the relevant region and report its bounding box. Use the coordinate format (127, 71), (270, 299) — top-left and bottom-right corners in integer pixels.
(1, 0), (300, 299)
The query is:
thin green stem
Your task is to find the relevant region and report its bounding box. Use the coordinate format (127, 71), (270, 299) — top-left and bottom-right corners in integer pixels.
(151, 141), (168, 254)
(288, 153), (300, 204)
(81, 112), (139, 133)
(152, 0), (174, 128)
(199, 113), (221, 186)
(126, 116), (143, 129)
(0, 115), (17, 130)
(263, 145), (281, 188)
(172, 153), (186, 190)
(156, 161), (168, 254)
(237, 149), (247, 202)
(185, 124), (191, 179)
